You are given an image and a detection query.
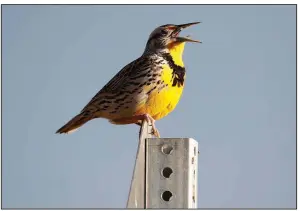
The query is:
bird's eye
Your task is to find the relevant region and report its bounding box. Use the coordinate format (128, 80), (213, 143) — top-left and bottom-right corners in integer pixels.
(161, 29), (168, 35)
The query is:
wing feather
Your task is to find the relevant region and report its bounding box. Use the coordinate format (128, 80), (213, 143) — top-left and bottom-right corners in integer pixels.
(80, 56), (149, 112)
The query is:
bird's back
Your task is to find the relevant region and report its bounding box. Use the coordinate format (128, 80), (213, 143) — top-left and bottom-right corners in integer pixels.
(80, 53), (164, 120)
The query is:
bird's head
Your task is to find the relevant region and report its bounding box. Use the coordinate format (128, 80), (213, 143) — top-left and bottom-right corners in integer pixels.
(145, 22), (201, 53)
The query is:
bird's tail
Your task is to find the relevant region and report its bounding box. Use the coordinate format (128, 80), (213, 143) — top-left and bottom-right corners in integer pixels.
(56, 113), (92, 134)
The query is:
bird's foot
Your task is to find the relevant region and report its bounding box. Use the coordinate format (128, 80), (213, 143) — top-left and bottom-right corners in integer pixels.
(142, 114), (160, 137)
(111, 114), (160, 137)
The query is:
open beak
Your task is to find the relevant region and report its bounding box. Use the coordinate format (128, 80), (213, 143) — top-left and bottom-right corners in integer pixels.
(175, 22), (201, 43)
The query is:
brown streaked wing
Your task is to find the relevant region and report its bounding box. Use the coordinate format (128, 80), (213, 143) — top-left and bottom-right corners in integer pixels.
(80, 56), (149, 113)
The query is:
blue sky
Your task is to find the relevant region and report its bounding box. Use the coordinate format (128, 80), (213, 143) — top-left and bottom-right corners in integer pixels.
(2, 5), (296, 208)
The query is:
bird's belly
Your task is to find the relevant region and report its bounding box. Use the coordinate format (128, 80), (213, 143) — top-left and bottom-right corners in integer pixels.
(135, 65), (185, 120)
(147, 86), (184, 120)
(99, 64), (185, 122)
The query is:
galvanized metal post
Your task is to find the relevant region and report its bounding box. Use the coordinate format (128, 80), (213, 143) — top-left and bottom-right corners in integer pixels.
(127, 121), (198, 209)
(127, 121), (153, 208)
(145, 138), (198, 208)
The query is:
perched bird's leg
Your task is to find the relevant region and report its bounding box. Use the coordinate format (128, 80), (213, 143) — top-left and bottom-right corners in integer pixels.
(124, 114), (160, 138)
(111, 114), (160, 137)
(141, 114), (160, 138)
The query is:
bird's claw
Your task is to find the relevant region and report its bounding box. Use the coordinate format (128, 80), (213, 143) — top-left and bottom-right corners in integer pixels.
(151, 126), (160, 137)
(143, 114), (160, 138)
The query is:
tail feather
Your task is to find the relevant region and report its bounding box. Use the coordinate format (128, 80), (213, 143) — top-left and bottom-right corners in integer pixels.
(56, 113), (92, 134)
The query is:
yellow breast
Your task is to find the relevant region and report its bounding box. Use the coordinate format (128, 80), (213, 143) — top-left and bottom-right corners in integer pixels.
(135, 42), (186, 120)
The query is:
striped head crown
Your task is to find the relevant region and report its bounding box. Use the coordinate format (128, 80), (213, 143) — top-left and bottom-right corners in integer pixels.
(145, 22), (201, 52)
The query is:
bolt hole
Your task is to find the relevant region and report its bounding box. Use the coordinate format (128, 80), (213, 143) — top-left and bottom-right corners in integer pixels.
(194, 147), (196, 156)
(161, 191), (173, 201)
(162, 167), (173, 178)
(161, 144), (173, 154)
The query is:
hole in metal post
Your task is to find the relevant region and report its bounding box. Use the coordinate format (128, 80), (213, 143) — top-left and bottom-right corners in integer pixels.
(162, 167), (173, 178)
(194, 147), (196, 156)
(192, 184), (196, 203)
(161, 144), (173, 154)
(191, 157), (194, 164)
(161, 191), (173, 201)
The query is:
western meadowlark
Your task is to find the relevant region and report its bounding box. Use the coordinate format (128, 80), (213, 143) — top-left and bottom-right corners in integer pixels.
(56, 22), (200, 137)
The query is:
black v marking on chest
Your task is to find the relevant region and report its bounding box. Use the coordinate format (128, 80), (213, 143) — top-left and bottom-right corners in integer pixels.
(162, 53), (185, 87)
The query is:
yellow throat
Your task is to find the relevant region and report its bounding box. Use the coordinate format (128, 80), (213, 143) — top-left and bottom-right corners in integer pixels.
(167, 41), (186, 67)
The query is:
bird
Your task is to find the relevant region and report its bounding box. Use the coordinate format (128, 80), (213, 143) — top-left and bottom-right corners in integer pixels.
(56, 22), (201, 137)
